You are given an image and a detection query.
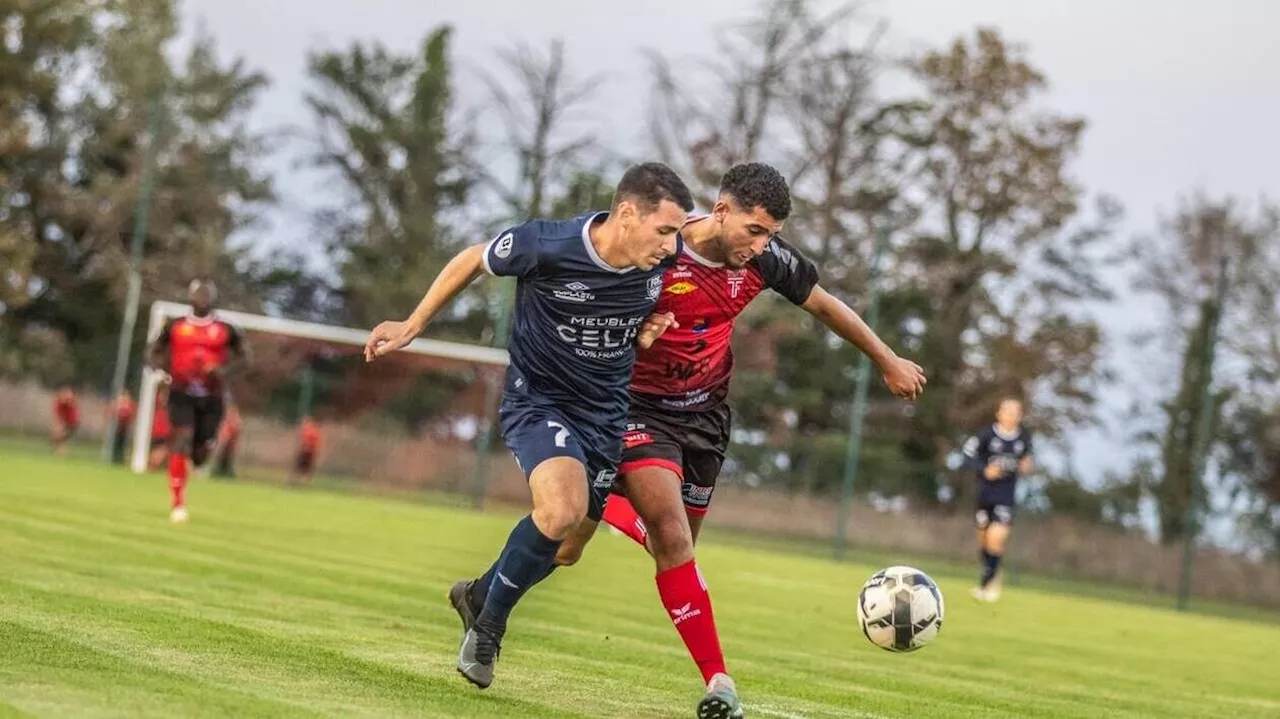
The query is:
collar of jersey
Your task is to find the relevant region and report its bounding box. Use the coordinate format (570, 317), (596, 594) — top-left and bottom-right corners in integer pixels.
(992, 423), (1021, 441)
(679, 215), (725, 268)
(184, 314), (217, 326)
(581, 212), (634, 273)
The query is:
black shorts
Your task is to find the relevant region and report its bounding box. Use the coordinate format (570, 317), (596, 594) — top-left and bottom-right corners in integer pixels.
(976, 502), (1015, 529)
(617, 400), (731, 516)
(294, 450), (316, 474)
(167, 390), (225, 449)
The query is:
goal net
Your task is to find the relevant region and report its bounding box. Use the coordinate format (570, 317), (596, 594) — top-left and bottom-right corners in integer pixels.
(131, 301), (523, 504)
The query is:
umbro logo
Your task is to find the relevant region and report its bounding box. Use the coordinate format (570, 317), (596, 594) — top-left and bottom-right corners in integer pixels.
(554, 281), (595, 303)
(498, 572), (519, 589)
(565, 282), (590, 291)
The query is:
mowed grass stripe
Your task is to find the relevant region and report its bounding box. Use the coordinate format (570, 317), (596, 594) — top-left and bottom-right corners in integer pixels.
(3, 448), (1280, 718)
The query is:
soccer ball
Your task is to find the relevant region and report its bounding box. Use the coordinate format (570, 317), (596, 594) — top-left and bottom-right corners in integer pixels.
(856, 566), (944, 652)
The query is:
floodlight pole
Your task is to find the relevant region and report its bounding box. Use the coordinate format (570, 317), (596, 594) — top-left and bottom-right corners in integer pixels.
(834, 224), (890, 559)
(102, 95), (162, 462)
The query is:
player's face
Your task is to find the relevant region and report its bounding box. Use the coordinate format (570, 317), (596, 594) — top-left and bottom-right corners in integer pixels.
(712, 198), (783, 268)
(996, 400), (1023, 427)
(621, 199), (687, 270)
(190, 285), (215, 315)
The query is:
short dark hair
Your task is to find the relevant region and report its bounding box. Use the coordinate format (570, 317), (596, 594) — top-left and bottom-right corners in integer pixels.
(612, 162), (695, 214)
(719, 162), (791, 221)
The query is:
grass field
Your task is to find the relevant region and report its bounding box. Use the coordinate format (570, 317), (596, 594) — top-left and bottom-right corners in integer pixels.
(3, 446), (1280, 718)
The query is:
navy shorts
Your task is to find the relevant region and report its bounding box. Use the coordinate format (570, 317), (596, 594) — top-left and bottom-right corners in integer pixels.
(976, 502), (1015, 529)
(499, 401), (619, 522)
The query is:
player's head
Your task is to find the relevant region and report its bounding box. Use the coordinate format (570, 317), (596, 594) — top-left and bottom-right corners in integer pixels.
(710, 163), (791, 268)
(996, 398), (1023, 428)
(610, 162), (694, 270)
(188, 279), (218, 316)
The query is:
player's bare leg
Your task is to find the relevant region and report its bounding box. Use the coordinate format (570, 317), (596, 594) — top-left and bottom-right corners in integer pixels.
(456, 456), (587, 689)
(624, 467), (741, 719)
(168, 425), (193, 522)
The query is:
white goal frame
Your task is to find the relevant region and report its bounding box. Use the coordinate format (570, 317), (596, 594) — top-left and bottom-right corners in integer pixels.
(130, 300), (511, 474)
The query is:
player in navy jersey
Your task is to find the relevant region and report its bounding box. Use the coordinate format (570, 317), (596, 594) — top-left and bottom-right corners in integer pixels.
(363, 162), (693, 690)
(962, 398), (1034, 602)
(465, 163), (927, 718)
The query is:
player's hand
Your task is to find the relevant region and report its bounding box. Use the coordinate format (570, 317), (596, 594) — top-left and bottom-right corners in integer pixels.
(364, 320), (418, 362)
(1018, 456), (1034, 475)
(984, 461), (1003, 480)
(880, 355), (926, 400)
(637, 312), (678, 350)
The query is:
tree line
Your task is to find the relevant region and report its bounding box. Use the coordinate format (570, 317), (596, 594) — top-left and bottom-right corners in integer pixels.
(2, 0), (1278, 556)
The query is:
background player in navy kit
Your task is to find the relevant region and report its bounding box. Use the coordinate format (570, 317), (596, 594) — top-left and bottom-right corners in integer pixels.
(362, 162), (693, 690)
(962, 398), (1034, 602)
(466, 163), (926, 719)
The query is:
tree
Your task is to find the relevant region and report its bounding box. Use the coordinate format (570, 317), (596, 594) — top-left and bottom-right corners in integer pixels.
(305, 27), (472, 332)
(0, 0), (273, 386)
(891, 28), (1115, 506)
(1128, 195), (1280, 545)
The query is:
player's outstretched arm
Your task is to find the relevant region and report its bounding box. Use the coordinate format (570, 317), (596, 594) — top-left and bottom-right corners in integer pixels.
(364, 243), (488, 361)
(800, 285), (927, 400)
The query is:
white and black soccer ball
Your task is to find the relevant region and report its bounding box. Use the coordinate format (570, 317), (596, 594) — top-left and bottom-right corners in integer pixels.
(856, 566), (944, 652)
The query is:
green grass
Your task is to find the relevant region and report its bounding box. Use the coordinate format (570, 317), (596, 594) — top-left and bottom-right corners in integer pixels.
(2, 447), (1279, 718)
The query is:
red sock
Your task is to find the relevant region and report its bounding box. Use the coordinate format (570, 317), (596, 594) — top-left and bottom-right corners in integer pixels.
(169, 453), (188, 509)
(656, 559), (726, 684)
(602, 496), (649, 548)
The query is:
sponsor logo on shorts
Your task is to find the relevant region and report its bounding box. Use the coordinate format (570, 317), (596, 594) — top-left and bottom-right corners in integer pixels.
(592, 469), (618, 489)
(683, 483), (713, 506)
(623, 431), (653, 449)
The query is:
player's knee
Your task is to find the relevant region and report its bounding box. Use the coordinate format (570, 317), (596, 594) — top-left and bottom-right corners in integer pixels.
(648, 514), (694, 567)
(532, 503), (586, 541)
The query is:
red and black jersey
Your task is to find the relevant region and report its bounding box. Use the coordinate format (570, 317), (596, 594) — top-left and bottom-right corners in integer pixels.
(629, 230), (819, 411)
(157, 315), (242, 397)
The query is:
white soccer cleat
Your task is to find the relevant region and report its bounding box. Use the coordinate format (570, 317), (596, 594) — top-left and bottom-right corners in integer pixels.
(970, 586), (991, 602)
(170, 506), (189, 523)
(699, 673), (744, 719)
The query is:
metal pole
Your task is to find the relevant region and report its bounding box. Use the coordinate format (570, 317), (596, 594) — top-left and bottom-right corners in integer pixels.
(297, 363), (315, 421)
(472, 282), (513, 509)
(102, 96), (162, 461)
(834, 224), (891, 559)
(1177, 254), (1229, 611)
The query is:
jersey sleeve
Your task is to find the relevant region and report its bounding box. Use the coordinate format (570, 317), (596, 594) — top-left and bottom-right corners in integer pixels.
(757, 236), (819, 305)
(223, 322), (244, 352)
(962, 429), (990, 469)
(482, 221), (541, 278)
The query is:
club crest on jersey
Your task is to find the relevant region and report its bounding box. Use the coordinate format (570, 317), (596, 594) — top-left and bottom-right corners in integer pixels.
(727, 273), (745, 298)
(666, 281), (698, 295)
(647, 274), (663, 300)
(493, 232), (514, 259)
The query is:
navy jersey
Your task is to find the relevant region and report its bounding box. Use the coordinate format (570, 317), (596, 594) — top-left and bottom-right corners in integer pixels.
(485, 212), (679, 458)
(962, 424), (1033, 506)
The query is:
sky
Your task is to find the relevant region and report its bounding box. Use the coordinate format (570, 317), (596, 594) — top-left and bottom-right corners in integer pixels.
(177, 0), (1280, 500)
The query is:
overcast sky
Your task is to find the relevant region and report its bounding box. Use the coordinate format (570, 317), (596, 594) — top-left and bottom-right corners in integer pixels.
(179, 0), (1279, 494)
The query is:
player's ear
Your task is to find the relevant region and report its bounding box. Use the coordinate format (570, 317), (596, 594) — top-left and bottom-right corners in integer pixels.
(614, 199), (636, 225)
(712, 198), (731, 223)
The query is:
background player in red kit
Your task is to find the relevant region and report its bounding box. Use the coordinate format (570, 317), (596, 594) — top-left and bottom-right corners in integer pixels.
(50, 386), (80, 456)
(289, 415), (322, 485)
(147, 279), (248, 522)
(467, 164), (927, 717)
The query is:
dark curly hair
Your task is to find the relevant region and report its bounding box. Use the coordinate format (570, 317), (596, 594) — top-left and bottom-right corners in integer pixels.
(719, 163), (791, 221)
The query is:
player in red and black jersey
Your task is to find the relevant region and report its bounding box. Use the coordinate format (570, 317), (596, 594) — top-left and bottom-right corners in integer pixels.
(147, 279), (247, 522)
(468, 164), (927, 717)
(51, 386), (80, 456)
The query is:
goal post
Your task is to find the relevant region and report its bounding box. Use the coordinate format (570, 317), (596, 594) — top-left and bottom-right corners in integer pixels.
(130, 300), (510, 475)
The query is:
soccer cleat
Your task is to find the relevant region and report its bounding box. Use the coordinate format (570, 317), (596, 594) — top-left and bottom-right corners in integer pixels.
(456, 626), (501, 689)
(448, 579), (480, 634)
(698, 673), (744, 719)
(170, 506), (189, 523)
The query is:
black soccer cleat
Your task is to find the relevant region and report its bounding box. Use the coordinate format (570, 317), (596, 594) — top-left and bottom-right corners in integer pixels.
(697, 673), (744, 719)
(448, 579), (480, 634)
(456, 626), (502, 689)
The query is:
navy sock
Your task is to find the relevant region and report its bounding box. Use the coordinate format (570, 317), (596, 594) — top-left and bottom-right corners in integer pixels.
(980, 550), (1002, 588)
(471, 559), (559, 609)
(475, 515), (561, 634)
